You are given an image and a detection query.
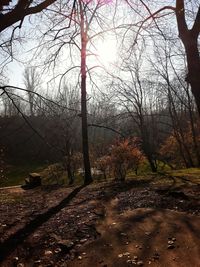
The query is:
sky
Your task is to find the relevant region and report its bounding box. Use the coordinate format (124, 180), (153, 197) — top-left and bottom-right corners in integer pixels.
(2, 1), (123, 94)
(1, 0), (194, 95)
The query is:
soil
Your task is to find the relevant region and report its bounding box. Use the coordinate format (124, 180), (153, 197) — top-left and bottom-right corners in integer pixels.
(1, 179), (200, 267)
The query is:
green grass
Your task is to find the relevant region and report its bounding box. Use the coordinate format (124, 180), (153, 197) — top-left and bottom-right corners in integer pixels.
(126, 166), (200, 189)
(168, 168), (200, 177)
(1, 158), (200, 190)
(144, 168), (200, 188)
(0, 162), (47, 187)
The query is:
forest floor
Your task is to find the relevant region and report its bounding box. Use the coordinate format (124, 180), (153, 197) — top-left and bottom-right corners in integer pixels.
(1, 174), (200, 267)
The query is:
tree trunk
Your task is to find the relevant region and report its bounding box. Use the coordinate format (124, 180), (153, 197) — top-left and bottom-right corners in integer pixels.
(147, 155), (157, 172)
(187, 98), (200, 166)
(140, 123), (157, 173)
(176, 1), (200, 116)
(80, 5), (92, 185)
(184, 37), (200, 116)
(67, 162), (74, 185)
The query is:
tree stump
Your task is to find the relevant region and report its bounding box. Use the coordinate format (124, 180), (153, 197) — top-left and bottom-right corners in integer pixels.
(23, 172), (41, 189)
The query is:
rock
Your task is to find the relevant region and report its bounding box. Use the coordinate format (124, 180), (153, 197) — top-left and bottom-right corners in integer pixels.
(133, 256), (138, 260)
(17, 263), (24, 267)
(33, 233), (40, 238)
(118, 254), (123, 258)
(80, 238), (87, 244)
(34, 260), (42, 264)
(44, 250), (53, 256)
(123, 252), (130, 256)
(78, 256), (82, 260)
(137, 260), (144, 266)
(23, 173), (41, 189)
(168, 240), (174, 245)
(55, 248), (61, 253)
(120, 232), (127, 236)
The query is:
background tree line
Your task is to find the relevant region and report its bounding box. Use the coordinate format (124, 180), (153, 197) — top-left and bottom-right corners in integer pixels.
(0, 1), (199, 184)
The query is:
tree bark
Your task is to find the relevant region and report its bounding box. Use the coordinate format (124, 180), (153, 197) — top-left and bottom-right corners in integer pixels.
(184, 39), (200, 116)
(80, 3), (93, 185)
(0, 0), (56, 33)
(176, 0), (200, 116)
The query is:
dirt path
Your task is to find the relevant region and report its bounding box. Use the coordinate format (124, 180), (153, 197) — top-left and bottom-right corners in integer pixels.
(1, 181), (200, 266)
(68, 196), (200, 267)
(0, 185), (23, 193)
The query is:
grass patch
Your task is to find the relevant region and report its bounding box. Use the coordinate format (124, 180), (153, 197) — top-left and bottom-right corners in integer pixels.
(168, 168), (200, 177)
(126, 167), (200, 189)
(148, 168), (200, 188)
(0, 162), (47, 187)
(1, 158), (199, 190)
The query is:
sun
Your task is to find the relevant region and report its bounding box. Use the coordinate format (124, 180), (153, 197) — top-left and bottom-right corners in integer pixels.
(96, 38), (118, 66)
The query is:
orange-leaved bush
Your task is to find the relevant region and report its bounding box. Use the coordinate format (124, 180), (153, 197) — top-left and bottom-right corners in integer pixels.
(109, 138), (144, 181)
(159, 121), (200, 168)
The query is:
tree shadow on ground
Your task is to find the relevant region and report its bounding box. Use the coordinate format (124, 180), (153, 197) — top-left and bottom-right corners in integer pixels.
(157, 172), (200, 190)
(1, 175), (200, 265)
(86, 205), (200, 267)
(0, 185), (85, 263)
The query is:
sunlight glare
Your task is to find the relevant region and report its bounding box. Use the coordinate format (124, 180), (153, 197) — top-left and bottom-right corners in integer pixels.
(97, 39), (117, 66)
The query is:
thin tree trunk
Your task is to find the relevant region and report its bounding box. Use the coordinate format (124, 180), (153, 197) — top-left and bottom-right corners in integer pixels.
(80, 3), (92, 185)
(140, 122), (157, 172)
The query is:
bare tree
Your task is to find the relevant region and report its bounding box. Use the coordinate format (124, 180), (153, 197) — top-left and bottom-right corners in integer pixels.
(0, 0), (57, 33)
(111, 47), (160, 172)
(129, 1), (200, 115)
(150, 36), (200, 167)
(23, 67), (40, 116)
(32, 0), (112, 184)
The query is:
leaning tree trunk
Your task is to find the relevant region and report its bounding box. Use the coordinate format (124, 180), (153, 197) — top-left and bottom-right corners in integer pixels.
(184, 39), (200, 116)
(176, 1), (200, 116)
(80, 2), (93, 185)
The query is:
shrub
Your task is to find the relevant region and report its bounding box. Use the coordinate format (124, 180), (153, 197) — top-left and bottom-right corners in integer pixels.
(109, 138), (144, 181)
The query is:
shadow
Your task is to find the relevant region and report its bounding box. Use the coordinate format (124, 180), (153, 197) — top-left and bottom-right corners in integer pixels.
(0, 184), (85, 263)
(68, 179), (154, 208)
(158, 172), (200, 190)
(103, 207), (200, 265)
(177, 175), (200, 186)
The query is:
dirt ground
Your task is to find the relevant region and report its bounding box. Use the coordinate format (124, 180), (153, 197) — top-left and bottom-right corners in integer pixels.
(1, 179), (200, 267)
